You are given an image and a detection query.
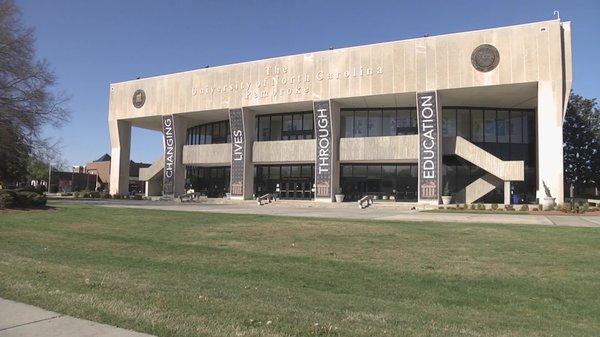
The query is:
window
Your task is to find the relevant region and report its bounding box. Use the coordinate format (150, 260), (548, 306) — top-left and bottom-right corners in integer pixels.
(255, 111), (314, 141)
(442, 109), (456, 137)
(456, 109), (470, 139)
(186, 120), (230, 145)
(471, 109), (484, 142)
(484, 110), (496, 142)
(497, 110), (509, 143)
(341, 108), (416, 138)
(368, 110), (382, 137)
(340, 164), (418, 202)
(510, 111), (523, 143)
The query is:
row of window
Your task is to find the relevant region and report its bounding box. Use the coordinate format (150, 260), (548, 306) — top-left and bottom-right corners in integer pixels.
(186, 120), (230, 145)
(185, 107), (535, 146)
(441, 108), (534, 144)
(255, 111), (314, 141)
(341, 108), (418, 138)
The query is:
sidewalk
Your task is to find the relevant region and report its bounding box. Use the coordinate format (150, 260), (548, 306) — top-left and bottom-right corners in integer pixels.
(52, 199), (600, 227)
(0, 298), (154, 337)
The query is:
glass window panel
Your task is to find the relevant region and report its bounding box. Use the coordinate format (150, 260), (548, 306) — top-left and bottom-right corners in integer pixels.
(212, 123), (220, 143)
(259, 116), (270, 141)
(353, 165), (367, 177)
(510, 111), (523, 143)
(354, 111), (367, 137)
(382, 165), (396, 179)
(397, 165), (411, 177)
(342, 165), (352, 178)
(281, 165), (291, 178)
(301, 165), (312, 177)
(497, 110), (509, 143)
(456, 109), (470, 139)
(341, 110), (354, 138)
(442, 109), (456, 137)
(293, 113), (302, 131)
(205, 125), (212, 144)
(368, 110), (382, 137)
(291, 165), (300, 177)
(303, 113), (313, 131)
(484, 110), (496, 142)
(282, 115), (293, 133)
(382, 110), (396, 136)
(411, 109), (418, 128)
(367, 165), (381, 179)
(523, 110), (533, 144)
(470, 109), (484, 142)
(270, 115), (282, 141)
(269, 166), (280, 179)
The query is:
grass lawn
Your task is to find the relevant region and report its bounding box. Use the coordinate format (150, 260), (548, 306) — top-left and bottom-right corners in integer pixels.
(1, 203), (599, 337)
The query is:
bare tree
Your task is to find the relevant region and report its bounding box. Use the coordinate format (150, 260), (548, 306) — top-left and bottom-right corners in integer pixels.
(0, 0), (70, 183)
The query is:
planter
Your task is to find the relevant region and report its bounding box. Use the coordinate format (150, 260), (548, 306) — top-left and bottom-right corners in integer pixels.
(542, 197), (556, 210)
(441, 196), (452, 205)
(335, 194), (344, 203)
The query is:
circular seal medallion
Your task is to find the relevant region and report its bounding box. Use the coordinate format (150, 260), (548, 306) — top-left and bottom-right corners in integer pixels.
(471, 44), (500, 72)
(132, 89), (146, 109)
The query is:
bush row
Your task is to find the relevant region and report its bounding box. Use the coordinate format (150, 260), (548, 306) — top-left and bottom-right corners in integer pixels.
(72, 191), (143, 200)
(438, 203), (598, 213)
(0, 190), (47, 209)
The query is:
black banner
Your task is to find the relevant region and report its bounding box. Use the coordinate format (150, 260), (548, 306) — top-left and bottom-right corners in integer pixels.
(229, 108), (244, 196)
(162, 115), (176, 196)
(416, 92), (441, 202)
(314, 100), (332, 199)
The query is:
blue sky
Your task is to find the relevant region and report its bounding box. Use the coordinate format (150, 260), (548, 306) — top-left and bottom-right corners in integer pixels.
(16, 0), (600, 167)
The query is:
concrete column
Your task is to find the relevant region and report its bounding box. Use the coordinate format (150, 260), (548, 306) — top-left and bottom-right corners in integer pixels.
(504, 181), (511, 205)
(229, 108), (255, 200)
(537, 80), (564, 204)
(145, 179), (162, 197)
(109, 120), (131, 195)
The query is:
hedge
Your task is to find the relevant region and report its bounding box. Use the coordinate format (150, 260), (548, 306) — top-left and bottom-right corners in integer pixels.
(0, 190), (47, 209)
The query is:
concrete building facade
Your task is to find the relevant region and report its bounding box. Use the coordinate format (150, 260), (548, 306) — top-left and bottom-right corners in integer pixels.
(109, 20), (573, 204)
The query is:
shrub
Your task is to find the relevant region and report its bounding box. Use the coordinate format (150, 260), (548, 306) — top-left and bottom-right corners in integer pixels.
(438, 206), (444, 210)
(89, 191), (101, 198)
(101, 192), (111, 199)
(0, 191), (16, 209)
(131, 194), (143, 200)
(112, 194), (123, 199)
(532, 207), (539, 211)
(519, 204), (529, 211)
(470, 204), (477, 210)
(30, 193), (47, 207)
(491, 203), (498, 210)
(476, 203), (485, 210)
(462, 203), (468, 210)
(73, 191), (80, 198)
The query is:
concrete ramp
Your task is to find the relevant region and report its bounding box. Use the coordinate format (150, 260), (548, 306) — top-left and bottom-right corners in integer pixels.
(139, 156), (164, 181)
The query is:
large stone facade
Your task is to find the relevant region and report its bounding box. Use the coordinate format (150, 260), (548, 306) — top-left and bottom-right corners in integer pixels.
(110, 20), (572, 204)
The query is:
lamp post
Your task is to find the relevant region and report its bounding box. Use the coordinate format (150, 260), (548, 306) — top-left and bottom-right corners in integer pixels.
(47, 163), (52, 194)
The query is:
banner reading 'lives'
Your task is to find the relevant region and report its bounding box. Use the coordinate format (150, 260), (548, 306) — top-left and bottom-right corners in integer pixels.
(229, 108), (244, 197)
(416, 92), (441, 202)
(162, 115), (176, 196)
(314, 100), (332, 199)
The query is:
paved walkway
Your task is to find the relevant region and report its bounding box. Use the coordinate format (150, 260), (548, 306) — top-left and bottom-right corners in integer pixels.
(0, 298), (154, 337)
(53, 199), (600, 227)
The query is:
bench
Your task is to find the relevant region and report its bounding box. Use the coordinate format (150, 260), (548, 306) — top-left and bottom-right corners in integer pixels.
(358, 195), (374, 209)
(257, 193), (277, 206)
(178, 192), (205, 202)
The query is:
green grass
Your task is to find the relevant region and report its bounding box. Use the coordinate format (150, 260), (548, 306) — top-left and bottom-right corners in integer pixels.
(0, 203), (599, 337)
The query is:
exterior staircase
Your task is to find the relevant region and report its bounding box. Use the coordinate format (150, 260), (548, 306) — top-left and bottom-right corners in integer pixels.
(444, 136), (524, 203)
(139, 156), (164, 181)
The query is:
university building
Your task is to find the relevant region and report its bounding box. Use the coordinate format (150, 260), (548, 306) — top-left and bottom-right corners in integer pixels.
(108, 19), (572, 205)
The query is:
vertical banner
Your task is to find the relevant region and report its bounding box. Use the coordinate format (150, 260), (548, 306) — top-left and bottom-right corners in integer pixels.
(314, 100), (332, 199)
(162, 115), (176, 196)
(229, 108), (245, 197)
(416, 91), (441, 203)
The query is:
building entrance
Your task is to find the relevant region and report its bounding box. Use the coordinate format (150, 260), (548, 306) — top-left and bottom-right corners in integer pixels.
(255, 164), (314, 200)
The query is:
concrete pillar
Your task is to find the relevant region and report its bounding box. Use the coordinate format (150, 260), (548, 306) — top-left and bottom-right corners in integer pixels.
(537, 81), (564, 204)
(314, 100), (339, 202)
(145, 179), (162, 197)
(504, 181), (511, 205)
(109, 120), (131, 195)
(229, 108), (255, 200)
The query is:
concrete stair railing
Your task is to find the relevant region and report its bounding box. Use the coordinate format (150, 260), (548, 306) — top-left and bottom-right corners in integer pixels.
(453, 173), (503, 204)
(444, 136), (524, 203)
(139, 156), (164, 181)
(443, 136), (524, 181)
